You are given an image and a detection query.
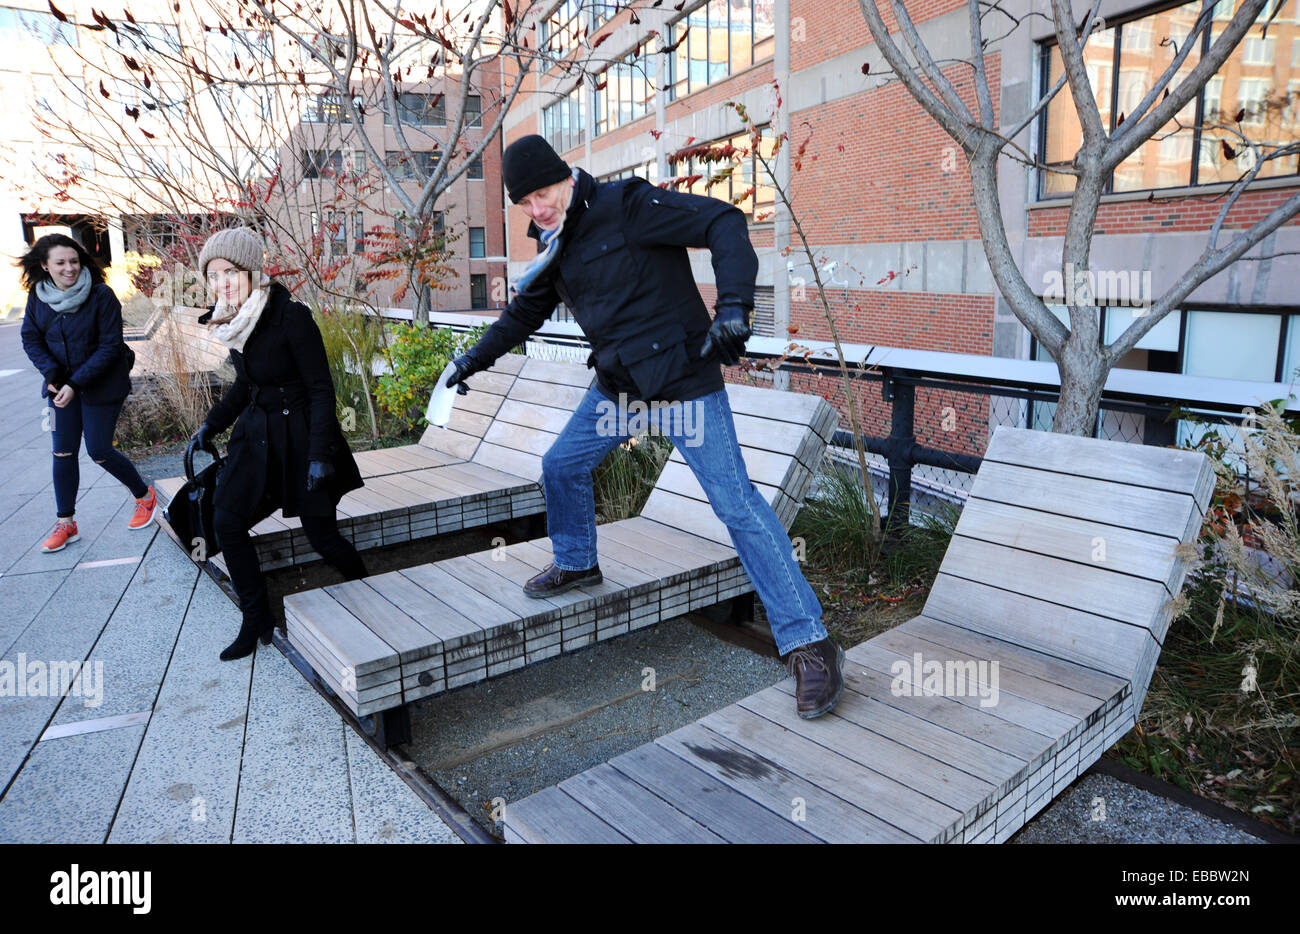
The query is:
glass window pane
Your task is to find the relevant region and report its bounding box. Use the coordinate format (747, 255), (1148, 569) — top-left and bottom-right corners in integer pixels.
(1199, 0), (1300, 183)
(1041, 27), (1116, 196)
(1105, 307), (1181, 351)
(1183, 310), (1280, 380)
(1282, 315), (1300, 382)
(1113, 3), (1201, 192)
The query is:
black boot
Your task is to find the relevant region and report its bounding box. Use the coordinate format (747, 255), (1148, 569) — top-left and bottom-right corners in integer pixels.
(220, 597), (275, 661)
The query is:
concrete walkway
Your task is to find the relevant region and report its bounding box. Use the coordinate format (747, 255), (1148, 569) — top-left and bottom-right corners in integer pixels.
(0, 321), (459, 844)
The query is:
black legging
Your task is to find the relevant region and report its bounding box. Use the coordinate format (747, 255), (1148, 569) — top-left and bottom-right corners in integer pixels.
(214, 507), (367, 613)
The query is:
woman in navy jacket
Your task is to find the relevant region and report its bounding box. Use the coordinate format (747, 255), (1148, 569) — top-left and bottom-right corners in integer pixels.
(18, 234), (156, 554)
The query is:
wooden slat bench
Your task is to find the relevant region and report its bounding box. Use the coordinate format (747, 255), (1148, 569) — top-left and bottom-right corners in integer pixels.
(157, 354), (594, 573)
(281, 381), (839, 733)
(501, 426), (1214, 843)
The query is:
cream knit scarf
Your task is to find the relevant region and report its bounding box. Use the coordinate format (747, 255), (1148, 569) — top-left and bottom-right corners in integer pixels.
(209, 287), (269, 353)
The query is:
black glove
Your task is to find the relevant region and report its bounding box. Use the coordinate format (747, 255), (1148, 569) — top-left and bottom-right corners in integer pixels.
(444, 351), (489, 396)
(42, 367), (66, 389)
(700, 302), (752, 367)
(306, 460), (335, 493)
(191, 423), (217, 455)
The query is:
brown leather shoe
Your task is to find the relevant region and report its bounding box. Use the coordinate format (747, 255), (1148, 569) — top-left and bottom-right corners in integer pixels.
(523, 563), (603, 599)
(786, 638), (845, 719)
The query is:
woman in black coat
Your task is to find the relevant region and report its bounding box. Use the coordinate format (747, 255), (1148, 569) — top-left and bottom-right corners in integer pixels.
(190, 227), (367, 661)
(17, 233), (157, 554)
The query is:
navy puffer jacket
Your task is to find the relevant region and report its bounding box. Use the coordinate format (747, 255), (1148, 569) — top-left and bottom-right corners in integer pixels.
(20, 282), (132, 405)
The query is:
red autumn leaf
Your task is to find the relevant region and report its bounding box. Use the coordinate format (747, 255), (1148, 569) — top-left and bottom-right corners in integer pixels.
(99, 80), (110, 99)
(861, 62), (869, 75)
(649, 128), (663, 139)
(1221, 139), (1236, 160)
(142, 129), (155, 138)
(47, 1), (68, 23)
(125, 9), (135, 23)
(125, 104), (139, 120)
(1234, 107), (1245, 122)
(592, 31), (611, 49)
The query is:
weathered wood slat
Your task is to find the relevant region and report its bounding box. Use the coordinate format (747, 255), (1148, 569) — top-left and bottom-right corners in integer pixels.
(938, 535), (1171, 631)
(495, 398), (576, 435)
(901, 616), (1128, 701)
(847, 638), (1080, 739)
(519, 357), (597, 387)
(984, 424), (1211, 498)
(699, 703), (961, 841)
(482, 420), (562, 458)
(606, 744), (821, 844)
(505, 787), (630, 844)
(469, 443), (543, 483)
(321, 579), (438, 664)
(656, 722), (917, 843)
(955, 496), (1188, 592)
(507, 378), (590, 412)
(282, 588), (396, 676)
(736, 686), (997, 812)
(923, 574), (1157, 682)
(557, 763), (726, 844)
(970, 461), (1197, 539)
(767, 668), (1030, 784)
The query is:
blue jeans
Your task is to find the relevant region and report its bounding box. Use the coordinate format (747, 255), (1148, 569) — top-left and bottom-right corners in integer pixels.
(48, 395), (149, 518)
(542, 383), (827, 657)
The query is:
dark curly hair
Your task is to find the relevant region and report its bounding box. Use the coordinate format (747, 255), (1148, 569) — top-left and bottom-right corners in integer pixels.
(16, 234), (106, 291)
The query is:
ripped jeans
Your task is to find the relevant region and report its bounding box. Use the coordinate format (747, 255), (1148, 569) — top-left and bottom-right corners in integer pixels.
(48, 395), (149, 518)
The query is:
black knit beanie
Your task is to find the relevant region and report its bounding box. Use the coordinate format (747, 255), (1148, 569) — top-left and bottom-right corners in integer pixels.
(502, 134), (570, 203)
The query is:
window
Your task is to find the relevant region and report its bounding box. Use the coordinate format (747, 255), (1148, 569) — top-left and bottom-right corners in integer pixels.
(326, 211), (347, 253)
(310, 212), (320, 237)
(1039, 0), (1300, 196)
(0, 7), (78, 47)
(302, 149), (342, 179)
(668, 127), (776, 220)
(303, 92), (357, 124)
(353, 149), (367, 174)
(594, 44), (655, 136)
(542, 85), (585, 154)
(599, 160), (660, 183)
(541, 0), (585, 59)
(464, 94), (482, 127)
(471, 273), (488, 309)
(668, 0), (775, 100)
(469, 227), (485, 257)
(354, 210), (365, 253)
(467, 154), (483, 179)
(386, 91), (445, 126)
(385, 149), (441, 180)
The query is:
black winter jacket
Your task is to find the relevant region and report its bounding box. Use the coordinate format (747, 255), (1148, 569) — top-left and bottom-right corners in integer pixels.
(471, 168), (758, 403)
(20, 282), (133, 405)
(200, 281), (363, 521)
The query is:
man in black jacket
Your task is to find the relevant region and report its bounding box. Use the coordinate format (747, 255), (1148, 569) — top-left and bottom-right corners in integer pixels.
(447, 135), (843, 719)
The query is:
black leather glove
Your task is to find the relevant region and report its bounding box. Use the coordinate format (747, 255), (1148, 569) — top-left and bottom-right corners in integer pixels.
(306, 460), (335, 493)
(444, 351), (489, 396)
(700, 302), (752, 366)
(42, 367), (66, 389)
(191, 423), (217, 455)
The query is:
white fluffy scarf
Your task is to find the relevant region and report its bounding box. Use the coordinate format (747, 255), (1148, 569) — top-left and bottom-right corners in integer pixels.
(209, 287), (269, 353)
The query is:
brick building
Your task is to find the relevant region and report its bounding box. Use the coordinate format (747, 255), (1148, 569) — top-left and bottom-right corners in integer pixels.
(501, 0), (1299, 452)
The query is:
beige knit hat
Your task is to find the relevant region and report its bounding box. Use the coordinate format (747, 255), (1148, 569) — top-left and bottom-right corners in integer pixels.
(198, 227), (265, 276)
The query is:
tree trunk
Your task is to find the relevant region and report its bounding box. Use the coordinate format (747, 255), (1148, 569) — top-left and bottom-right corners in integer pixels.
(1052, 331), (1108, 436)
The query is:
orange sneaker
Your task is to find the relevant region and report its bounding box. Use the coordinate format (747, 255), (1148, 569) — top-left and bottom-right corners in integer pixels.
(41, 519), (79, 553)
(128, 485), (157, 530)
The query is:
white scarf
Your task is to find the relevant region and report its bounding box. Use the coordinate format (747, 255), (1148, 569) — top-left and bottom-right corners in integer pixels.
(209, 287), (269, 353)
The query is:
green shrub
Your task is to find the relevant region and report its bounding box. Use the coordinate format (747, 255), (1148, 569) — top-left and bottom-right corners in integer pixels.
(375, 322), (488, 431)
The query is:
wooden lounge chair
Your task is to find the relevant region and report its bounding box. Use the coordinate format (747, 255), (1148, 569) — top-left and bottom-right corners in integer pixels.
(280, 380), (839, 743)
(157, 354), (593, 573)
(502, 426), (1213, 843)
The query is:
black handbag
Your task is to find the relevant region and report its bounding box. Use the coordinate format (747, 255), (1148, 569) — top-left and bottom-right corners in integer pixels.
(164, 441), (224, 562)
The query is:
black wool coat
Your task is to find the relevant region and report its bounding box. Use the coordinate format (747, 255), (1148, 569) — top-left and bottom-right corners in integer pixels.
(200, 281), (363, 521)
(20, 282), (133, 405)
(471, 167), (759, 403)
